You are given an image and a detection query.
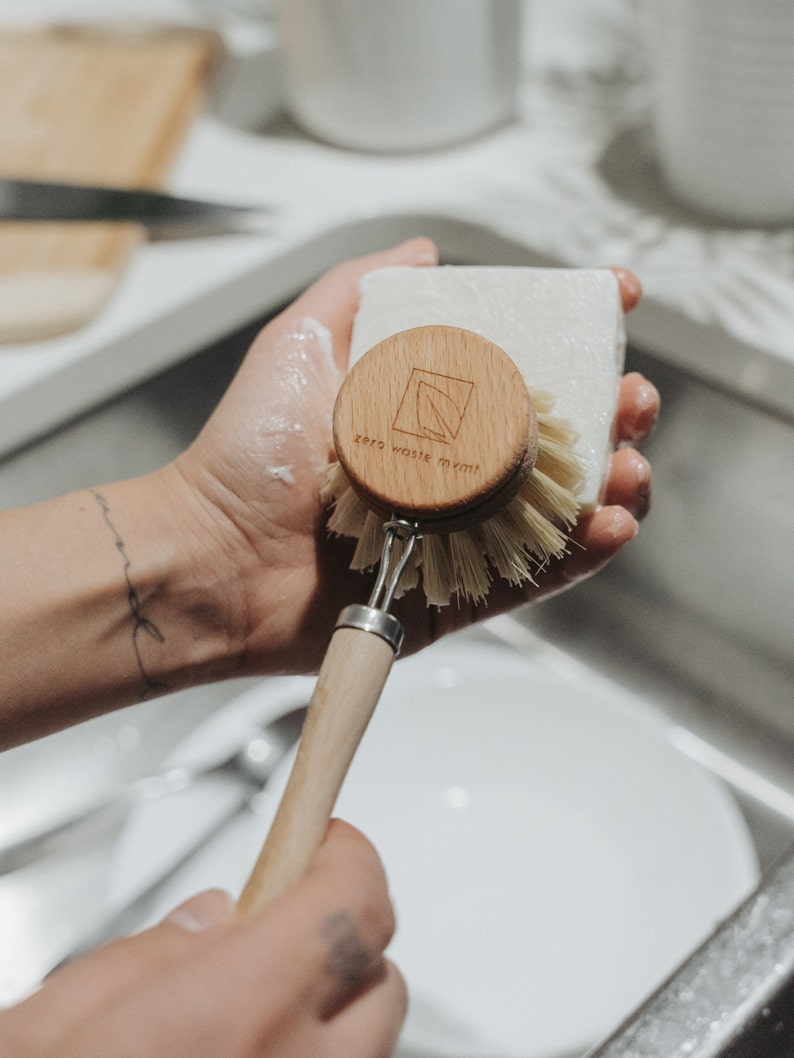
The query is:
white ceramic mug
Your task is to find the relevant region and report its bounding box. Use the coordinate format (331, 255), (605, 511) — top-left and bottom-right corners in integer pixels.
(273, 0), (522, 152)
(645, 0), (794, 225)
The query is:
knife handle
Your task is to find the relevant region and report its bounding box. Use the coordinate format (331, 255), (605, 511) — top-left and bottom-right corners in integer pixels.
(237, 619), (398, 918)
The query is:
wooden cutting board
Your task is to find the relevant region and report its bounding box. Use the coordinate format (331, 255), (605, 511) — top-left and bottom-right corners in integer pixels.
(0, 23), (218, 343)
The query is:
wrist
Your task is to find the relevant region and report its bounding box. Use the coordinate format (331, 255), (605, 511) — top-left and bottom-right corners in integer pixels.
(0, 469), (249, 745)
(135, 463), (250, 690)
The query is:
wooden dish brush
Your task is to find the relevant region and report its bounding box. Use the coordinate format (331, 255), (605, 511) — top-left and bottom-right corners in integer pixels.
(238, 323), (585, 916)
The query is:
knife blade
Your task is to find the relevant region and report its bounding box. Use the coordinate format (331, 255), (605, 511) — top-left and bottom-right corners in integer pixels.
(0, 177), (274, 237)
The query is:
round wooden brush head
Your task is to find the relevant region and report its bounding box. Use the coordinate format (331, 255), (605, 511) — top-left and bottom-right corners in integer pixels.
(333, 326), (538, 533)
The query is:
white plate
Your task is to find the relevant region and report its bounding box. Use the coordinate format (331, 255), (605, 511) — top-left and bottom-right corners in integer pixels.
(110, 634), (758, 1058)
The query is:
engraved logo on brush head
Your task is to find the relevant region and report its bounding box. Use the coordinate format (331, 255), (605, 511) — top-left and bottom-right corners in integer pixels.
(392, 369), (474, 444)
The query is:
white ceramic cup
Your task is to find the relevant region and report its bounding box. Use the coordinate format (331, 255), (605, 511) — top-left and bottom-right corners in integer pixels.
(645, 0), (794, 224)
(273, 0), (522, 152)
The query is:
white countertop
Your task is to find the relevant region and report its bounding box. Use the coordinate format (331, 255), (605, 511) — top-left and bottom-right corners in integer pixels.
(2, 0), (793, 458)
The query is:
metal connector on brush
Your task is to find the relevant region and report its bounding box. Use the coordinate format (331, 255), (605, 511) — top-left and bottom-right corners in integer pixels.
(335, 518), (421, 655)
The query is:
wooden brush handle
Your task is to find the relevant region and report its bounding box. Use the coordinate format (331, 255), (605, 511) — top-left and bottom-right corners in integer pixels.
(238, 623), (397, 917)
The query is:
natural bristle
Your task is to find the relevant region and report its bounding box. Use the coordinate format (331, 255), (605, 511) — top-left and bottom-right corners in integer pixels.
(486, 520), (538, 584)
(522, 469), (580, 527)
(525, 388), (556, 414)
(324, 393), (586, 606)
(323, 463), (368, 537)
(350, 510), (383, 570)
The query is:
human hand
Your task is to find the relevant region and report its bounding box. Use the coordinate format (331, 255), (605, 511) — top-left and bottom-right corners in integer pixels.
(169, 241), (657, 675)
(0, 240), (655, 743)
(0, 822), (405, 1058)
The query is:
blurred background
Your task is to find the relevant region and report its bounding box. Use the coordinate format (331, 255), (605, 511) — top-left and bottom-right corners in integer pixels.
(0, 1), (793, 1054)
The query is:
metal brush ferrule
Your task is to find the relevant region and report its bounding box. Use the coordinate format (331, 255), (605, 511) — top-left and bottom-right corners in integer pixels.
(335, 604), (405, 653)
(335, 518), (421, 654)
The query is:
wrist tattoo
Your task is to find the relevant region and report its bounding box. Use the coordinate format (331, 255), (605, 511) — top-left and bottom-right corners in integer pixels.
(90, 489), (168, 698)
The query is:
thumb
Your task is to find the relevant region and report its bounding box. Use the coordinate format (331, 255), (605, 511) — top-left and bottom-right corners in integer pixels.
(163, 889), (236, 933)
(14, 890), (238, 1042)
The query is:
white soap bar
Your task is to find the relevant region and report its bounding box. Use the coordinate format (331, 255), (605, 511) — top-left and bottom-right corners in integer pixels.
(349, 265), (625, 509)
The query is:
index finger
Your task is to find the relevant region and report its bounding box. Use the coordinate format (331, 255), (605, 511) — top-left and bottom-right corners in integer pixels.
(283, 238), (439, 371)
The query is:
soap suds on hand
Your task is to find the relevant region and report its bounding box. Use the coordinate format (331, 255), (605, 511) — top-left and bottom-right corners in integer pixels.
(261, 316), (341, 485)
(267, 465), (297, 484)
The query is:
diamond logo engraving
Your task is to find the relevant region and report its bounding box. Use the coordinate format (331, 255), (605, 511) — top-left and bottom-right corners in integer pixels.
(392, 369), (474, 444)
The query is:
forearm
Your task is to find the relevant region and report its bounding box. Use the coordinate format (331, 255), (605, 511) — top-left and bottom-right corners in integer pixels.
(0, 467), (242, 748)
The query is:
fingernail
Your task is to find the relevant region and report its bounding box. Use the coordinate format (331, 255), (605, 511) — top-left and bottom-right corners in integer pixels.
(621, 379), (660, 443)
(606, 505), (640, 541)
(165, 889), (234, 932)
(637, 378), (660, 415)
(396, 237), (438, 266)
(611, 267), (643, 312)
(629, 453), (652, 519)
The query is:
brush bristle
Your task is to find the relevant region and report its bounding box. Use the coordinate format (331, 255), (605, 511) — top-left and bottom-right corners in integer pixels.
(323, 390), (585, 605)
(323, 463), (367, 536)
(522, 469), (580, 527)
